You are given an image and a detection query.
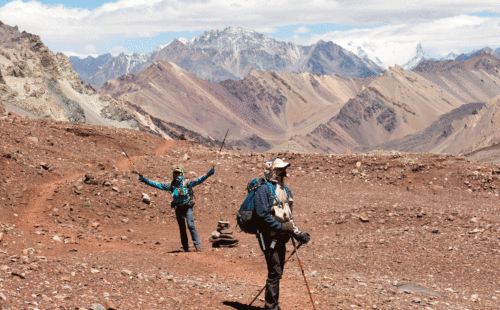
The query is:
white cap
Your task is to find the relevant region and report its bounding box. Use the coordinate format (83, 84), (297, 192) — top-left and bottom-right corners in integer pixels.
(265, 158), (291, 170)
(264, 158), (290, 182)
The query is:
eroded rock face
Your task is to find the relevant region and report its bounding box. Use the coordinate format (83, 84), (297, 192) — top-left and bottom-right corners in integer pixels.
(0, 20), (135, 126)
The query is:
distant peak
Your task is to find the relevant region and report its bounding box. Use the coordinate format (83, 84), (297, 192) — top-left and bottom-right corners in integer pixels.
(222, 26), (255, 34)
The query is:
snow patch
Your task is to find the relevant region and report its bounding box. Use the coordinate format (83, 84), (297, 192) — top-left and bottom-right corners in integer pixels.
(340, 41), (430, 69)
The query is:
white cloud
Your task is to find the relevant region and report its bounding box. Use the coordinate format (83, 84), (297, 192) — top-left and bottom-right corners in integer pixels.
(1, 0), (499, 45)
(307, 15), (500, 58)
(294, 26), (309, 34)
(0, 0), (499, 58)
(61, 51), (98, 59)
(83, 44), (97, 54)
(110, 46), (129, 56)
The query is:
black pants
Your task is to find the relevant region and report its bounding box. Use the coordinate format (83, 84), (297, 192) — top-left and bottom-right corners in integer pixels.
(258, 233), (288, 310)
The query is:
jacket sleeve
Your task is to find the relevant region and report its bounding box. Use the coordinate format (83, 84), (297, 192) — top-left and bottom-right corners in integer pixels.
(186, 172), (211, 188)
(286, 188), (302, 236)
(254, 185), (284, 231)
(140, 177), (172, 192)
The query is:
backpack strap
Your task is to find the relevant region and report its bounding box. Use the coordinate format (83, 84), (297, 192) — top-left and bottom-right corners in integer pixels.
(262, 181), (281, 206)
(283, 184), (292, 202)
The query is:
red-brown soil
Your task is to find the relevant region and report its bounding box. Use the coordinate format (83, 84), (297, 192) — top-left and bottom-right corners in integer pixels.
(1, 112), (500, 309)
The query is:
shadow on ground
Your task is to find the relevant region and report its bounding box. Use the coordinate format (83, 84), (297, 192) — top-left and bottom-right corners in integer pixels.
(222, 301), (263, 309)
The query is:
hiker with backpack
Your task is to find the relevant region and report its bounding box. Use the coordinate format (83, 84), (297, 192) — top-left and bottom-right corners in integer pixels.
(237, 158), (310, 310)
(139, 166), (215, 252)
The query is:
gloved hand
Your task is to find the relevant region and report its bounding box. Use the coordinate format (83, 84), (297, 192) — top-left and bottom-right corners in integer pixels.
(282, 222), (294, 233)
(139, 175), (146, 182)
(297, 232), (310, 244)
(207, 168), (215, 176)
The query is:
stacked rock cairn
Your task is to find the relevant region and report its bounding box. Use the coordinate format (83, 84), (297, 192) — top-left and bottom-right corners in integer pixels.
(209, 221), (238, 248)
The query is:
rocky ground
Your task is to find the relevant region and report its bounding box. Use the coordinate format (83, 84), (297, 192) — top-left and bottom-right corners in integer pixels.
(1, 111), (500, 309)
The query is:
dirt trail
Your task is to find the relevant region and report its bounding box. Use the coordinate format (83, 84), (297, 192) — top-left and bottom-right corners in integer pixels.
(17, 138), (176, 240)
(13, 135), (271, 292)
(16, 173), (82, 232)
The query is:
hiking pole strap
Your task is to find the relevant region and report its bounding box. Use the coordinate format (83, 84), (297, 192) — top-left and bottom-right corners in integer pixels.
(291, 238), (317, 310)
(248, 241), (303, 306)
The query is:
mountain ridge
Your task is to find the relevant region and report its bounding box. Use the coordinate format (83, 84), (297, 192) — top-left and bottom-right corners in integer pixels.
(80, 27), (382, 89)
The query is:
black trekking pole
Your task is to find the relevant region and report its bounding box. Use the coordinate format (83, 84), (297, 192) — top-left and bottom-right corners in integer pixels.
(213, 128), (229, 168)
(116, 140), (141, 175)
(248, 242), (304, 306)
(291, 238), (317, 310)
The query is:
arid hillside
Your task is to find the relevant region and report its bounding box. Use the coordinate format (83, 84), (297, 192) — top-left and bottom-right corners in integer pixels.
(361, 96), (500, 164)
(414, 54), (500, 103)
(294, 55), (500, 154)
(99, 61), (372, 150)
(1, 113), (500, 309)
(0, 21), (134, 128)
(0, 20), (230, 149)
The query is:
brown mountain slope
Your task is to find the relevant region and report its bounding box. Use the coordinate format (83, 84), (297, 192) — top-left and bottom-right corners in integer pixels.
(99, 61), (261, 141)
(296, 56), (500, 153)
(220, 71), (371, 138)
(414, 54), (500, 103)
(361, 96), (500, 163)
(99, 61), (371, 150)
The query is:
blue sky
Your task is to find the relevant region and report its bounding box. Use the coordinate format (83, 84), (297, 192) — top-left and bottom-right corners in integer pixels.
(0, 0), (499, 62)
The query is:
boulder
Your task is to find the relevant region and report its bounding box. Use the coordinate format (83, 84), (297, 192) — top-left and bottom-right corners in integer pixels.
(142, 193), (151, 204)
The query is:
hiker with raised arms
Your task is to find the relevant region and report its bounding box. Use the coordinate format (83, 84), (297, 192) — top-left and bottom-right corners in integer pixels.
(253, 158), (310, 310)
(139, 166), (215, 252)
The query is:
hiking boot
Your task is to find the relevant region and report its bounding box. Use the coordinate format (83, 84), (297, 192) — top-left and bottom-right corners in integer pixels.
(180, 247), (190, 252)
(195, 247), (202, 252)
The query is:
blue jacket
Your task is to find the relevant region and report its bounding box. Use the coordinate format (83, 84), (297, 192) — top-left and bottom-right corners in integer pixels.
(254, 182), (299, 236)
(140, 172), (211, 205)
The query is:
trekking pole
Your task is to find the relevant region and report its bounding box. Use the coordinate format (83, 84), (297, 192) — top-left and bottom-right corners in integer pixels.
(248, 242), (304, 306)
(116, 140), (141, 175)
(213, 128), (229, 168)
(291, 238), (317, 310)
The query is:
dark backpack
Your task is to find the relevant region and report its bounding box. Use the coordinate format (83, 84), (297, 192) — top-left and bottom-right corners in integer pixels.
(236, 178), (274, 234)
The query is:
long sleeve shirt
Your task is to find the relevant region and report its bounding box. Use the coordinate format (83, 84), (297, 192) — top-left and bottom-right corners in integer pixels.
(140, 172), (211, 204)
(254, 181), (301, 237)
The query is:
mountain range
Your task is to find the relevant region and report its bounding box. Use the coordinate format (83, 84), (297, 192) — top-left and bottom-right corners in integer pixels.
(72, 27), (383, 89)
(297, 54), (500, 154)
(70, 27), (500, 93)
(3, 19), (500, 162)
(98, 53), (500, 157)
(0, 20), (223, 147)
(98, 61), (371, 151)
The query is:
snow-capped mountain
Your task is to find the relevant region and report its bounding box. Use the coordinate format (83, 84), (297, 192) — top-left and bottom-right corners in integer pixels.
(442, 52), (458, 61)
(339, 41), (431, 70)
(402, 44), (432, 70)
(68, 53), (113, 81)
(454, 47), (500, 62)
(79, 27), (382, 89)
